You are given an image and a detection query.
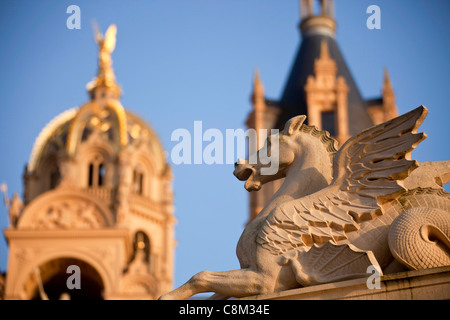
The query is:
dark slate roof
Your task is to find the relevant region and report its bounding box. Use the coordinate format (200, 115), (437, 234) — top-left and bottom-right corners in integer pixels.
(274, 33), (374, 135)
(264, 98), (280, 109)
(366, 97), (383, 107)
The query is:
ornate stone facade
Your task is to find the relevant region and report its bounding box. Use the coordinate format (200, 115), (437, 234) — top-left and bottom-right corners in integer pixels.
(3, 25), (176, 300)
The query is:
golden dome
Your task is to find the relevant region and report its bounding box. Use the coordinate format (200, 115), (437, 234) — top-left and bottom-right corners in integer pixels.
(27, 102), (167, 174)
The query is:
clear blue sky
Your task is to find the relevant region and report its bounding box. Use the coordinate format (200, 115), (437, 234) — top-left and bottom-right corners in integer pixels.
(0, 0), (449, 290)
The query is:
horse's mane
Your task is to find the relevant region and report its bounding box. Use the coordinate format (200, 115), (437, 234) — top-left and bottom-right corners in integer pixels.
(259, 107), (428, 255)
(299, 124), (339, 164)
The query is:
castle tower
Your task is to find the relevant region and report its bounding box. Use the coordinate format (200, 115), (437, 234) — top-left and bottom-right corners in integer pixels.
(3, 25), (176, 300)
(245, 0), (398, 223)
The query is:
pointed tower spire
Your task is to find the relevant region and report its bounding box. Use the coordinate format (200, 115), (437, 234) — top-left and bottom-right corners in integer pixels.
(383, 68), (392, 87)
(313, 40), (337, 81)
(87, 23), (121, 101)
(252, 68), (265, 104)
(249, 68), (267, 149)
(299, 0), (336, 38)
(382, 68), (398, 120)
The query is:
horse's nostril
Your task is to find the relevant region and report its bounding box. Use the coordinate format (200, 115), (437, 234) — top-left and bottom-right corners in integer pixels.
(234, 167), (253, 181)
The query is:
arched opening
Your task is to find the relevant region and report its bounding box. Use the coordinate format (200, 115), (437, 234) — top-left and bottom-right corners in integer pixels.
(30, 257), (104, 300)
(98, 163), (105, 186)
(129, 231), (151, 264)
(88, 163), (94, 186)
(132, 155), (158, 199)
(132, 165), (145, 195)
(87, 155), (107, 188)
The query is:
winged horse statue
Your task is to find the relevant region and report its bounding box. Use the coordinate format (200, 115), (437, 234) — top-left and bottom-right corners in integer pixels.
(160, 106), (450, 299)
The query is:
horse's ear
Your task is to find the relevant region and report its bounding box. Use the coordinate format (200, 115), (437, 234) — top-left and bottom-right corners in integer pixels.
(282, 115), (306, 136)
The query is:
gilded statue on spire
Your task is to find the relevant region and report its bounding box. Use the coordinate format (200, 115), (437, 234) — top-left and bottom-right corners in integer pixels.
(87, 23), (121, 99)
(94, 23), (117, 71)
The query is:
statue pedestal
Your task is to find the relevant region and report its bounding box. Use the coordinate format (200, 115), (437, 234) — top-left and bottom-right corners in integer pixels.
(238, 266), (450, 300)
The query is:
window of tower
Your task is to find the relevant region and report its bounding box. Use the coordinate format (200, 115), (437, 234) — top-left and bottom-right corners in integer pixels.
(88, 163), (94, 187)
(98, 163), (105, 186)
(138, 172), (143, 195)
(133, 167), (144, 195)
(321, 111), (336, 137)
(88, 158), (107, 188)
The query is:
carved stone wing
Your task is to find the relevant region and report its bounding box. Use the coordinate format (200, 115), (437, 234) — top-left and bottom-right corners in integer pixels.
(258, 106), (428, 255)
(332, 105), (427, 201)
